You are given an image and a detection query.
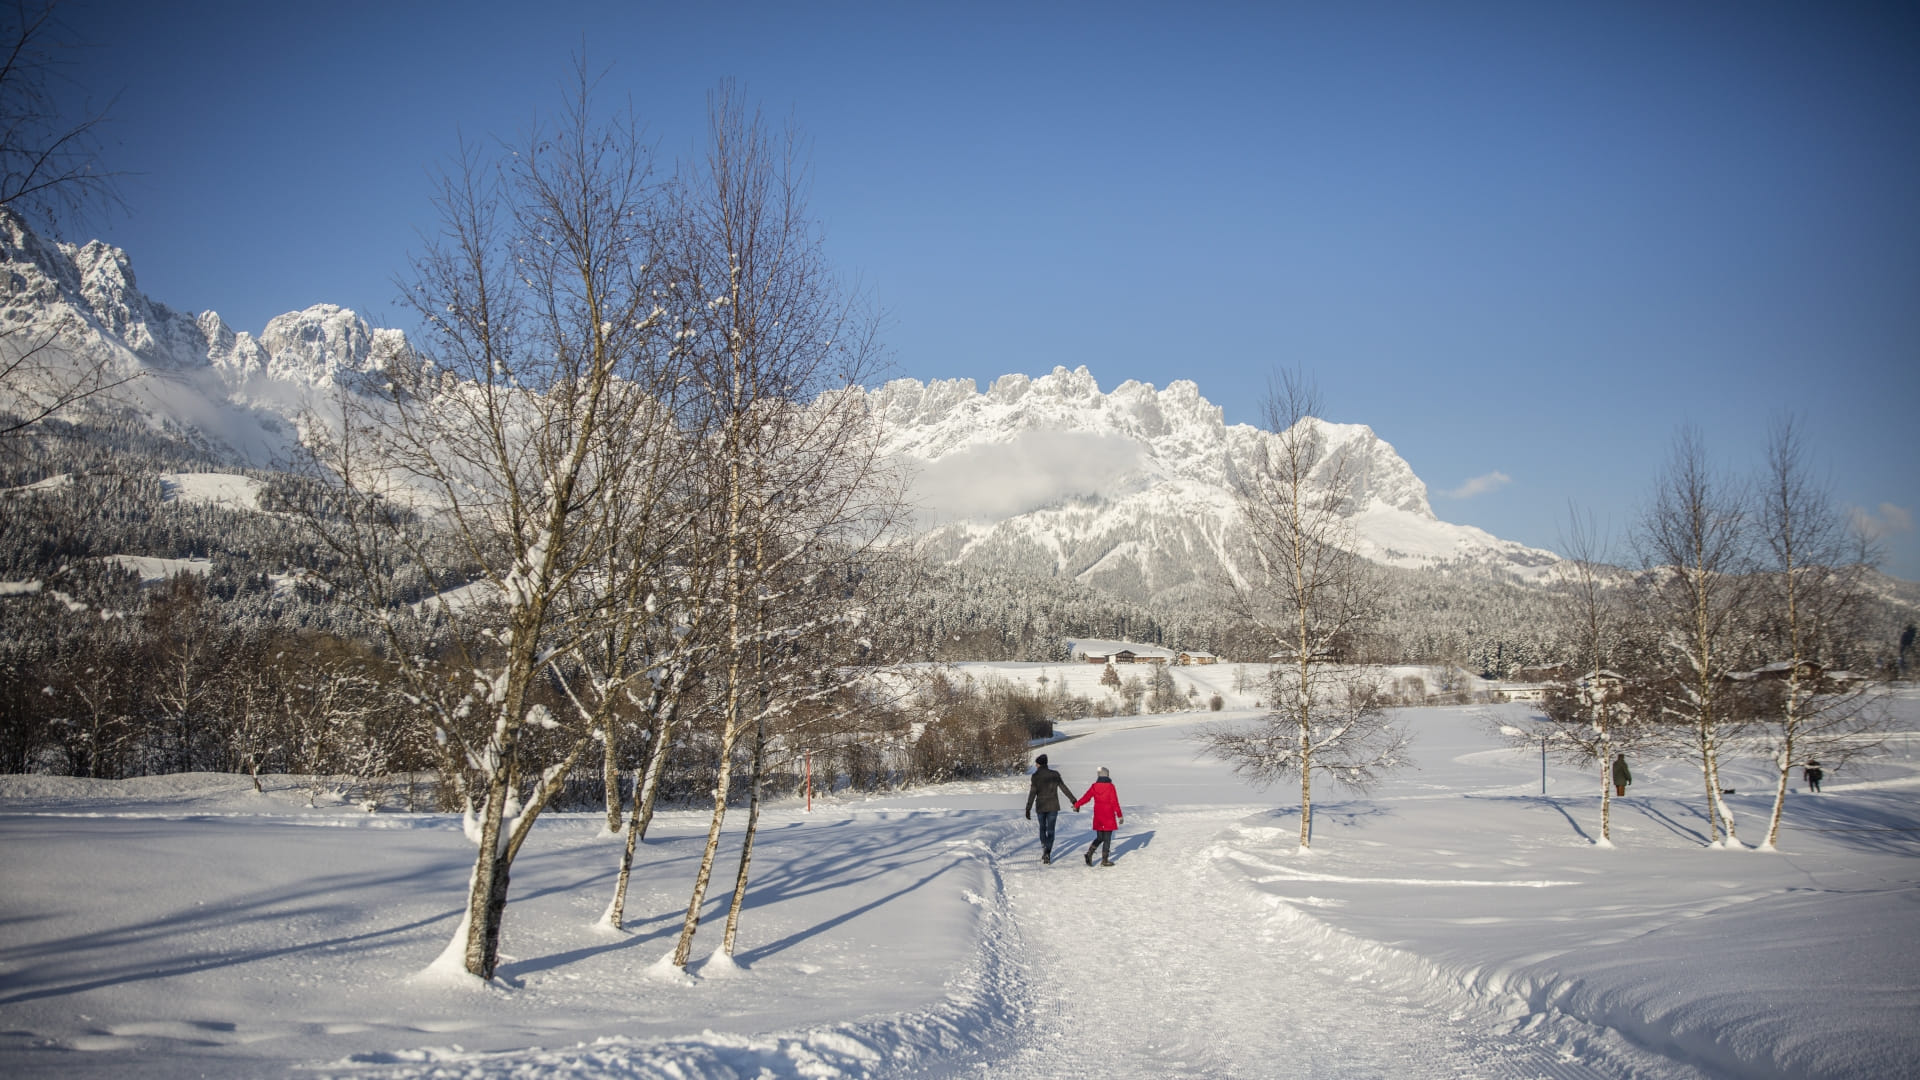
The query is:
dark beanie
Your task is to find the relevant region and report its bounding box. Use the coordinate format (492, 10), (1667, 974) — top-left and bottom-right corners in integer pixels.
(1035, 754), (1048, 767)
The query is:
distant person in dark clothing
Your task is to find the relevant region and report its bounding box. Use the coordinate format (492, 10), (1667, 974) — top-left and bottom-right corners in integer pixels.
(1074, 767), (1124, 866)
(1025, 754), (1075, 863)
(1804, 760), (1824, 793)
(1612, 753), (1632, 797)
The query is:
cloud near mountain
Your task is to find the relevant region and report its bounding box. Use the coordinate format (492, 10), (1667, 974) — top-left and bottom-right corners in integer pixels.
(904, 430), (1147, 526)
(1442, 471), (1513, 499)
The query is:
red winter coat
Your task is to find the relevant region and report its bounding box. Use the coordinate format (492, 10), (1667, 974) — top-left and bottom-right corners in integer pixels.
(1074, 779), (1123, 832)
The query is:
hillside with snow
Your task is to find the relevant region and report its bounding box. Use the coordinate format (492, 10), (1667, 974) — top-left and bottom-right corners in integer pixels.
(869, 368), (1561, 604)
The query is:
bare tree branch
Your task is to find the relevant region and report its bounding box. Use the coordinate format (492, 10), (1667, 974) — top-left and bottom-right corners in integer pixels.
(1201, 370), (1408, 850)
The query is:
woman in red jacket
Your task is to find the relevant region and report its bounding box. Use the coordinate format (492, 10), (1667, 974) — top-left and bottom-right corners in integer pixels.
(1073, 767), (1124, 866)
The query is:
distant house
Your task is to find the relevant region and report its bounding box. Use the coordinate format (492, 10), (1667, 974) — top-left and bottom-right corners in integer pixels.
(1750, 660), (1824, 683)
(1727, 660), (1865, 690)
(1495, 682), (1552, 703)
(1176, 650), (1218, 666)
(1068, 639), (1175, 665)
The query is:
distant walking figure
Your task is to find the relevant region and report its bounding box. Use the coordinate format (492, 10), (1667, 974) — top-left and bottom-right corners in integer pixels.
(1804, 760), (1824, 793)
(1025, 754), (1075, 863)
(1612, 753), (1632, 797)
(1074, 767), (1124, 866)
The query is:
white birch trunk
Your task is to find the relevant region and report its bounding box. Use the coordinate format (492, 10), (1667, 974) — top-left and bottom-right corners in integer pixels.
(722, 714), (766, 955)
(606, 673), (689, 930)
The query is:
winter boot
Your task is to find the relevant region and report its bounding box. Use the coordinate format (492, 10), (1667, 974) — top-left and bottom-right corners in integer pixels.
(1100, 859), (1114, 867)
(1084, 848), (1094, 866)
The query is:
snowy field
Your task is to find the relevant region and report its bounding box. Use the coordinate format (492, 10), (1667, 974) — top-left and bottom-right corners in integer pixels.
(3, 685), (1917, 1079)
(926, 658), (1490, 718)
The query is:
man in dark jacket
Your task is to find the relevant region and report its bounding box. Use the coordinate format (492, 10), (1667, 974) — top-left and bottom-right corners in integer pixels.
(1025, 753), (1075, 863)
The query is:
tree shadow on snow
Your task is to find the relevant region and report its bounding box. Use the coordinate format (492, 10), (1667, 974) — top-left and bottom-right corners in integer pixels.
(731, 858), (959, 968)
(1242, 802), (1396, 844)
(720, 819), (963, 908)
(1769, 790), (1920, 856)
(494, 911), (692, 980)
(1460, 789), (1712, 846)
(1514, 795), (1595, 844)
(490, 812), (993, 978)
(0, 861), (469, 1006)
(1606, 789), (1920, 854)
(1613, 796), (1715, 845)
(728, 812), (999, 967)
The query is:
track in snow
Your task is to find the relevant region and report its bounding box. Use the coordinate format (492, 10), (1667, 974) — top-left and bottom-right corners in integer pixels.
(307, 805), (1698, 1080)
(922, 809), (1636, 1080)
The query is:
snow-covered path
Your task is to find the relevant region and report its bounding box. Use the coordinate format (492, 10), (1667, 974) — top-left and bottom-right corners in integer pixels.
(959, 807), (1601, 1080)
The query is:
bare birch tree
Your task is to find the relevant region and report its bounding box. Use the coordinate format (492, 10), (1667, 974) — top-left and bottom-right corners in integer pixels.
(601, 518), (723, 931)
(301, 74), (691, 981)
(1634, 427), (1753, 848)
(1533, 506), (1648, 845)
(664, 84), (893, 968)
(541, 379), (705, 842)
(718, 397), (899, 959)
(1200, 372), (1408, 851)
(1753, 416), (1886, 849)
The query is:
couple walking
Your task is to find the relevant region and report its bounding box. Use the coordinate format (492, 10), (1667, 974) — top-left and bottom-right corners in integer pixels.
(1024, 753), (1124, 866)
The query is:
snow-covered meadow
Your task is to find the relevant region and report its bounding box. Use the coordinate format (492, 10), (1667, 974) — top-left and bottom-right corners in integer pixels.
(2, 676), (1916, 1079)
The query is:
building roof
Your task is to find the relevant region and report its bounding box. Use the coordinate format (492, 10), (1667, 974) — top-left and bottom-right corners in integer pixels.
(1066, 638), (1177, 660)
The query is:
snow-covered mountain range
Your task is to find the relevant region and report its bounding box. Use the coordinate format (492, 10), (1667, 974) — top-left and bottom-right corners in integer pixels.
(0, 209), (397, 464)
(869, 369), (1560, 603)
(1, 212), (1561, 599)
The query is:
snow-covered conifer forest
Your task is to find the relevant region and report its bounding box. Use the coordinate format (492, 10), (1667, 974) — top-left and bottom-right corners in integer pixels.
(3, 31), (1918, 1080)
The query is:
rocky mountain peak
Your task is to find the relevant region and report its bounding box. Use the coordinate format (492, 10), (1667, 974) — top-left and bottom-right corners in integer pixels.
(257, 304), (400, 385)
(867, 368), (1555, 601)
(0, 212), (404, 461)
(1288, 418), (1435, 520)
(871, 369), (1434, 520)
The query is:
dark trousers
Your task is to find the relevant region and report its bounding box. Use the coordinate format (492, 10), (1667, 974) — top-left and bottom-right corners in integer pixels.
(1087, 830), (1113, 862)
(1036, 811), (1059, 856)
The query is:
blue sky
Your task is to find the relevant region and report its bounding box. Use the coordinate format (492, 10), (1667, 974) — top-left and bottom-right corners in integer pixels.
(57, 1), (1920, 579)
